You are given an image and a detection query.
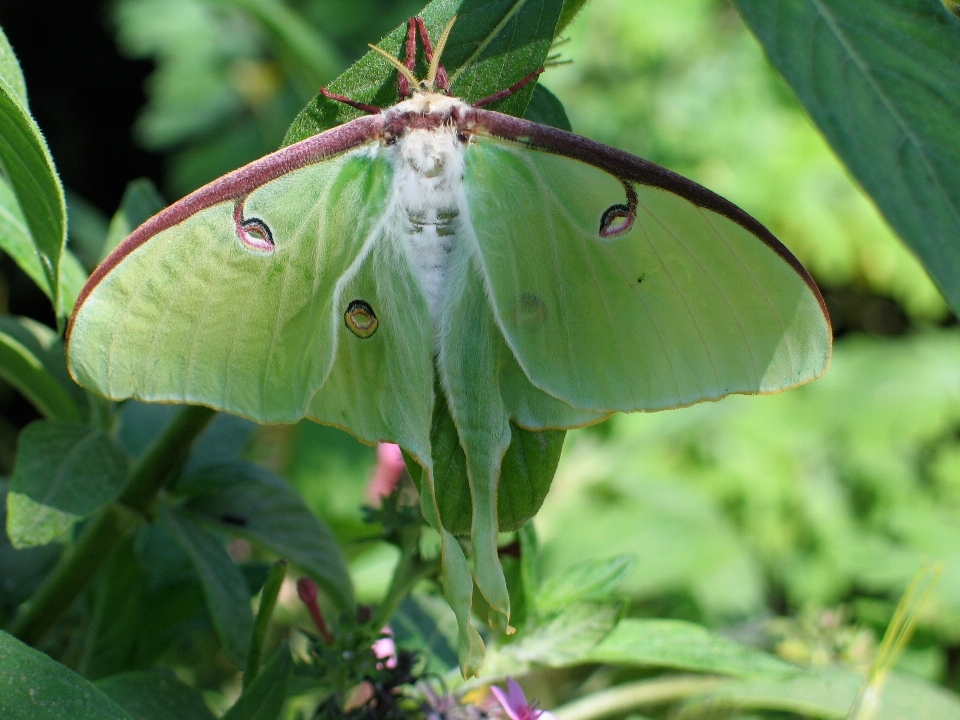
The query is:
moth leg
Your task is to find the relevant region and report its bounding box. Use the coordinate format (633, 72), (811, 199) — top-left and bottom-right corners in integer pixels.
(473, 67), (545, 108)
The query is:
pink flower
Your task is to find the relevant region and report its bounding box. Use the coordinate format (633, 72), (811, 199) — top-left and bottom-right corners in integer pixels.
(372, 627), (398, 670)
(367, 442), (407, 503)
(491, 678), (556, 720)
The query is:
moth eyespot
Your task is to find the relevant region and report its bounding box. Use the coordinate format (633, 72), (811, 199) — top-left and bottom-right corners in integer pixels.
(344, 300), (378, 338)
(515, 293), (547, 327)
(599, 204), (634, 238)
(238, 218), (275, 252)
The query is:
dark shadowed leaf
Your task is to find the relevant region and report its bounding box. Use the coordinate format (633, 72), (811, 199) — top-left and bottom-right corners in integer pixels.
(7, 420), (129, 548)
(78, 540), (149, 680)
(97, 670), (215, 720)
(522, 83), (571, 130)
(159, 507), (254, 667)
(407, 390), (564, 535)
(0, 481), (61, 620)
(177, 461), (353, 610)
(221, 644), (291, 720)
(0, 630), (134, 720)
(0, 316), (83, 422)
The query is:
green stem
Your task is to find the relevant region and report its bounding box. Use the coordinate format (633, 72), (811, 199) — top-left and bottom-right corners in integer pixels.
(371, 526), (437, 630)
(552, 675), (728, 720)
(244, 558), (288, 689)
(9, 405), (216, 645)
(119, 405), (217, 512)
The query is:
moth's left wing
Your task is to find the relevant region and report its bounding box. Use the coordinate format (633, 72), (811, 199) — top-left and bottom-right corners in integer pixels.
(65, 117), (412, 426)
(461, 109), (832, 415)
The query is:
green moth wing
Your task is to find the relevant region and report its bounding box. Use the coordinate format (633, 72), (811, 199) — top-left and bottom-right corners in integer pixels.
(67, 116), (432, 461)
(459, 110), (831, 413)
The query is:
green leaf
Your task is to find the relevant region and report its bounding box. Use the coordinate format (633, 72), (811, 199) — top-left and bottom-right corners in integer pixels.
(701, 666), (960, 719)
(96, 671), (215, 720)
(587, 619), (797, 678)
(221, 644), (291, 720)
(0, 481), (61, 620)
(283, 0), (565, 143)
(0, 72), (65, 313)
(78, 539), (149, 680)
(6, 420), (130, 548)
(0, 25), (27, 106)
(176, 461), (353, 610)
(159, 506), (254, 667)
(522, 83), (571, 131)
(408, 390), (564, 535)
(0, 316), (83, 421)
(499, 601), (620, 667)
(391, 594), (459, 672)
(535, 555), (633, 614)
(0, 630), (135, 720)
(731, 0), (960, 315)
(102, 179), (165, 261)
(0, 173), (49, 291)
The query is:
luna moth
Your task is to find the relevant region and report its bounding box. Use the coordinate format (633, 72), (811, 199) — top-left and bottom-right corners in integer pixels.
(66, 16), (831, 676)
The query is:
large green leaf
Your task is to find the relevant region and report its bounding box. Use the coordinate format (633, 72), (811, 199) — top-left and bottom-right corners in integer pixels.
(78, 540), (149, 680)
(494, 601), (620, 667)
(0, 316), (83, 422)
(534, 556), (633, 614)
(177, 461), (354, 610)
(0, 630), (134, 720)
(731, 0), (960, 314)
(159, 507), (254, 667)
(0, 67), (65, 312)
(284, 0), (565, 143)
(6, 420), (130, 548)
(96, 671), (215, 720)
(0, 25), (27, 105)
(587, 619), (797, 678)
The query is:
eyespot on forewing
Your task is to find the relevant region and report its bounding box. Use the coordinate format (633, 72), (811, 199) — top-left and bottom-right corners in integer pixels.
(514, 293), (547, 327)
(345, 300), (378, 338)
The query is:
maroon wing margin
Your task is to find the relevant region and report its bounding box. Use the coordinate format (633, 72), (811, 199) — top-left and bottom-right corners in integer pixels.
(66, 114), (386, 341)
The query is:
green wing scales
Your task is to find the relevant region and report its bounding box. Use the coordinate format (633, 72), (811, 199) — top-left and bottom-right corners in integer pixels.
(461, 132), (831, 415)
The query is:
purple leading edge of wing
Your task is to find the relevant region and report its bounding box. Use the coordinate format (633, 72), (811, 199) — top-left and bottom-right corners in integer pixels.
(66, 113), (386, 341)
(459, 107), (830, 324)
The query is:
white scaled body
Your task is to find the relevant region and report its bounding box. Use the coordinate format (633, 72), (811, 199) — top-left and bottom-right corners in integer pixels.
(385, 95), (469, 324)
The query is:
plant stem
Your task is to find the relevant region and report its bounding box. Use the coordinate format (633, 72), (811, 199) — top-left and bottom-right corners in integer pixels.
(119, 405), (218, 512)
(244, 558), (287, 689)
(552, 675), (728, 720)
(9, 405), (216, 645)
(371, 524), (436, 630)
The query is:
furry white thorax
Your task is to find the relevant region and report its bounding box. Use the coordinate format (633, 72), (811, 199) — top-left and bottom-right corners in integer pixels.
(383, 95), (470, 325)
